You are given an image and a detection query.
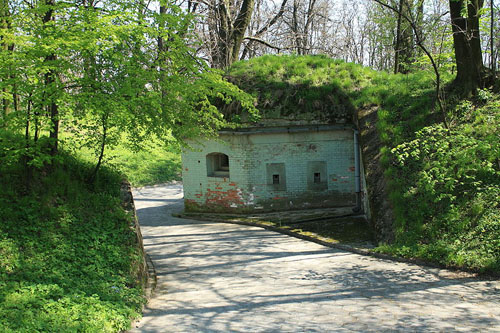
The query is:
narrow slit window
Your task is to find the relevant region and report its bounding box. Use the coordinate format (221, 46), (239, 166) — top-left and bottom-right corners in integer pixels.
(314, 172), (321, 184)
(272, 174), (280, 184)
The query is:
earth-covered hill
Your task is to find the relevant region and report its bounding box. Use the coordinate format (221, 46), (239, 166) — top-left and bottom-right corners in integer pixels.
(222, 55), (499, 275)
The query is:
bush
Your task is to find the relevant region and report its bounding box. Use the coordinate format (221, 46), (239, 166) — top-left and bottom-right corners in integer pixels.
(381, 91), (500, 274)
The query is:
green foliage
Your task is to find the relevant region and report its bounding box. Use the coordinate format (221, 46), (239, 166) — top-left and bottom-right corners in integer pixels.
(71, 137), (182, 187)
(0, 0), (256, 181)
(380, 91), (500, 274)
(225, 55), (376, 123)
(0, 134), (145, 331)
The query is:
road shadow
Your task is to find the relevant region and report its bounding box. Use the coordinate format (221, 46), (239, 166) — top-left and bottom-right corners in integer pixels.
(131, 186), (500, 332)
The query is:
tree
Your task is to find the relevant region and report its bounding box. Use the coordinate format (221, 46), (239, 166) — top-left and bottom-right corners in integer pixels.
(240, 0), (288, 60)
(394, 0), (423, 73)
(0, 0), (256, 183)
(208, 0), (256, 68)
(374, 0), (449, 128)
(449, 0), (485, 93)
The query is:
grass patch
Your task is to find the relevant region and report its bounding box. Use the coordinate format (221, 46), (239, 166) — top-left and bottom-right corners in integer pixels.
(102, 141), (181, 187)
(62, 137), (182, 188)
(0, 133), (145, 332)
(286, 217), (375, 246)
(379, 91), (500, 274)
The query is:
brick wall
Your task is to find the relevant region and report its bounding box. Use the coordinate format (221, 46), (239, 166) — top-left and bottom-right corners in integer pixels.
(182, 128), (357, 212)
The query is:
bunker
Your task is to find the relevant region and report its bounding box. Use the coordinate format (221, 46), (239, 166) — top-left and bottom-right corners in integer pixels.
(181, 55), (367, 213)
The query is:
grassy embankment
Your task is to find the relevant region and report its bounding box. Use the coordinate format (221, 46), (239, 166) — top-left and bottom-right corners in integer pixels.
(226, 55), (499, 274)
(68, 138), (181, 188)
(0, 133), (147, 332)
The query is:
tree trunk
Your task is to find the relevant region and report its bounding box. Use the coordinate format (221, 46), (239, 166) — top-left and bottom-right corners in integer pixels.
(88, 113), (108, 184)
(1, 0), (12, 122)
(230, 0), (254, 65)
(302, 0), (317, 55)
(43, 0), (59, 155)
(213, 0), (231, 68)
(212, 0), (255, 68)
(449, 0), (484, 93)
(490, 0), (495, 70)
(394, 0), (403, 73)
(292, 0), (301, 54)
(394, 0), (416, 74)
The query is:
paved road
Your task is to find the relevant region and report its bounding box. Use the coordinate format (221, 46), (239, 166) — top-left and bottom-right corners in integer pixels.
(131, 184), (500, 332)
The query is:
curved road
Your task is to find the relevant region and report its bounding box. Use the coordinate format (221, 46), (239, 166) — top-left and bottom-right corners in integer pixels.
(131, 184), (500, 332)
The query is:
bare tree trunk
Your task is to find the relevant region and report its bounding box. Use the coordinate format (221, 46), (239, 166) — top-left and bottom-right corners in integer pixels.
(491, 0), (496, 70)
(292, 0), (301, 54)
(211, 0), (255, 68)
(214, 0), (231, 68)
(394, 0), (404, 74)
(231, 0), (255, 64)
(43, 0), (59, 155)
(449, 0), (484, 93)
(302, 0), (317, 55)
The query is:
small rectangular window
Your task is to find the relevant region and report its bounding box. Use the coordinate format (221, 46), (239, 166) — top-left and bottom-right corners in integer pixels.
(314, 172), (321, 183)
(307, 161), (327, 191)
(267, 163), (286, 191)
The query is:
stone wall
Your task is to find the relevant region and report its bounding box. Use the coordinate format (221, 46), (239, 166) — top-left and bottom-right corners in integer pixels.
(120, 181), (149, 292)
(182, 127), (357, 212)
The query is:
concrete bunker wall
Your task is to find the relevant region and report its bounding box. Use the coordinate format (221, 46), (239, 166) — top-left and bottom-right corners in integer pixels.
(182, 128), (356, 212)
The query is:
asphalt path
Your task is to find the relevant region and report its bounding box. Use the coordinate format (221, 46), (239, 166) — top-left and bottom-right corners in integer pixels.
(130, 183), (500, 332)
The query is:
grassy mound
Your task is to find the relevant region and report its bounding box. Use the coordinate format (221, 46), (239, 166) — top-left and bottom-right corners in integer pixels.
(224, 55), (499, 274)
(0, 134), (145, 332)
(223, 54), (369, 125)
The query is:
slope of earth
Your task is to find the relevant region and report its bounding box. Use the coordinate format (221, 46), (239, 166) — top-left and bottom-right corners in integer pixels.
(0, 134), (145, 332)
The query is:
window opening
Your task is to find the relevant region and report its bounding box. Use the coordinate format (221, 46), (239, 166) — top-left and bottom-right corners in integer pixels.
(206, 153), (230, 177)
(272, 174), (280, 184)
(314, 172), (321, 183)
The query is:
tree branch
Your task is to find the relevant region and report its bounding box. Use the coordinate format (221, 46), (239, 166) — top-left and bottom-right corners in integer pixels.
(243, 36), (281, 50)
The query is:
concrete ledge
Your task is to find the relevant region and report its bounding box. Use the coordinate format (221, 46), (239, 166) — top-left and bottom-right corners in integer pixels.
(121, 181), (158, 331)
(144, 253), (157, 300)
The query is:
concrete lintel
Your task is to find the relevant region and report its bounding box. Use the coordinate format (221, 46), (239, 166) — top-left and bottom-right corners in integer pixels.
(219, 124), (355, 136)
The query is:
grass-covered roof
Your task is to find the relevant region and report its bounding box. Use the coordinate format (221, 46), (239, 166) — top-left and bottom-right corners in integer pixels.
(222, 54), (371, 126)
